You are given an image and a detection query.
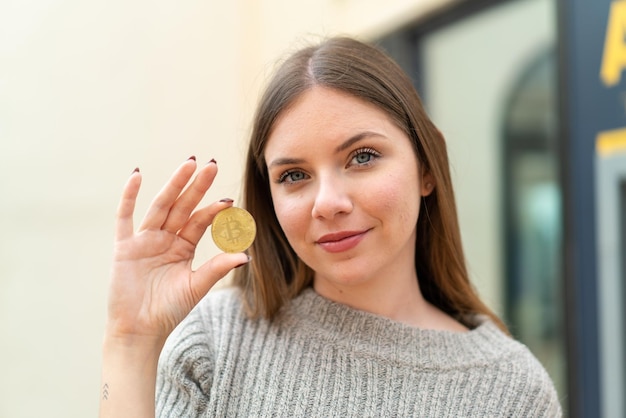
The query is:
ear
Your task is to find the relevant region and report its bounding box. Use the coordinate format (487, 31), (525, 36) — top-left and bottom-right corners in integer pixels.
(420, 171), (435, 197)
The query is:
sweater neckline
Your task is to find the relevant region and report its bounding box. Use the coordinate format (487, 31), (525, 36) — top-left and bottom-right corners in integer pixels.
(284, 287), (520, 369)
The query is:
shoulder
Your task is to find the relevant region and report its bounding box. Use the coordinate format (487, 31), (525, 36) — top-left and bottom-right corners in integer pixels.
(465, 320), (563, 416)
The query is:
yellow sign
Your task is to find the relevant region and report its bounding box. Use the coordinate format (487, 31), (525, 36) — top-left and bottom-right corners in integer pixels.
(596, 127), (626, 157)
(601, 1), (626, 86)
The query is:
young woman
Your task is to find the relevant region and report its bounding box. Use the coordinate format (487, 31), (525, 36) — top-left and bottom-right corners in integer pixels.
(100, 37), (562, 417)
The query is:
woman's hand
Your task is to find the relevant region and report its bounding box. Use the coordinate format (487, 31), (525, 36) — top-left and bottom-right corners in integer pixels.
(107, 157), (249, 344)
(100, 157), (249, 418)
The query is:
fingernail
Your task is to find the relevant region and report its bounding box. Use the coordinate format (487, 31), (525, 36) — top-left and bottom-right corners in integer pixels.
(219, 198), (234, 203)
(188, 155), (196, 161)
(208, 158), (217, 164)
(235, 255), (252, 268)
(131, 167), (140, 175)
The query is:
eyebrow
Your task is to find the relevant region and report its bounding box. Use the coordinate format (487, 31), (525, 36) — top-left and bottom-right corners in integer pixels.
(268, 157), (307, 169)
(267, 131), (386, 169)
(334, 131), (384, 153)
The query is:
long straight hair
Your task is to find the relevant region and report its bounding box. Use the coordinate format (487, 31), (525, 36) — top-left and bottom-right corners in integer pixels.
(233, 37), (507, 332)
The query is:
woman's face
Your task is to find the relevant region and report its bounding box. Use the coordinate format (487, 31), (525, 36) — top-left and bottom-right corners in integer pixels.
(264, 86), (432, 291)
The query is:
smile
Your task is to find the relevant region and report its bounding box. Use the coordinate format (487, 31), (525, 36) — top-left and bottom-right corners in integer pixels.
(315, 230), (369, 253)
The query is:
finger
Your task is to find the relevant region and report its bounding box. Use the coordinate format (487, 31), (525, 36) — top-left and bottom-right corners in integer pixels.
(162, 161), (218, 233)
(177, 198), (234, 245)
(139, 158), (197, 231)
(189, 253), (251, 303)
(115, 169), (142, 241)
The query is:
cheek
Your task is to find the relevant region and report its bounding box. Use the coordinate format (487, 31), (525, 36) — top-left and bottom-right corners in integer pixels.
(272, 194), (309, 240)
(382, 191), (419, 227)
(374, 171), (421, 225)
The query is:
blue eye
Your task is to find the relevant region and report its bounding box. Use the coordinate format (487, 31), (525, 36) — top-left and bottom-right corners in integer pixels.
(355, 152), (372, 164)
(278, 170), (307, 184)
(349, 147), (380, 166)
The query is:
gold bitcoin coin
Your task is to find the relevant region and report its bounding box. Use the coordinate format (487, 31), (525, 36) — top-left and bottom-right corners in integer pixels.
(211, 207), (256, 253)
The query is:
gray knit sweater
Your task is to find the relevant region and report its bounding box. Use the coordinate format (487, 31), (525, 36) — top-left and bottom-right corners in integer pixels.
(156, 287), (562, 417)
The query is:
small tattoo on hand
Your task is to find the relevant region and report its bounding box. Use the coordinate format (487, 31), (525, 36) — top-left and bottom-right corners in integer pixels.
(102, 383), (109, 400)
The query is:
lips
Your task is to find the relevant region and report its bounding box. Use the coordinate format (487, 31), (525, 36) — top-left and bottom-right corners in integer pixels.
(315, 230), (369, 253)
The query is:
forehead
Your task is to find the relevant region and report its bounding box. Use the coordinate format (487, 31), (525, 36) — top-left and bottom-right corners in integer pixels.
(264, 87), (400, 158)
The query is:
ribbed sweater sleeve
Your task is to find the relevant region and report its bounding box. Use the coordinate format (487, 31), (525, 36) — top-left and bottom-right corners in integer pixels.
(156, 287), (562, 417)
(156, 303), (215, 416)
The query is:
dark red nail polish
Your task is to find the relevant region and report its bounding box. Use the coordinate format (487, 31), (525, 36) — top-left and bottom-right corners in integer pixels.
(188, 155), (196, 161)
(209, 158), (217, 164)
(219, 198), (234, 203)
(235, 255), (252, 268)
(131, 167), (140, 174)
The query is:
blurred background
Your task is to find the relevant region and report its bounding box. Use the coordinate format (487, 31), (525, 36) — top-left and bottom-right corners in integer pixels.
(1, 0), (623, 417)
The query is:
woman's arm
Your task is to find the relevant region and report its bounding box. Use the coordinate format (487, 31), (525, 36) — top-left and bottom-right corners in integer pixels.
(100, 334), (163, 417)
(99, 158), (249, 418)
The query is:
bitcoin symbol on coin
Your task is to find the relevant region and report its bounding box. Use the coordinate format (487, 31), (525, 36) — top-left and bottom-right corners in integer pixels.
(211, 207), (256, 253)
(220, 218), (242, 242)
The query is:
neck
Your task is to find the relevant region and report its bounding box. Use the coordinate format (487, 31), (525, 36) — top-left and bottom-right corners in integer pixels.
(313, 265), (467, 332)
(313, 262), (426, 325)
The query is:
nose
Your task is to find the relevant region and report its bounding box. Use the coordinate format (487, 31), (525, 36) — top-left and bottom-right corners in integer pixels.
(311, 174), (353, 220)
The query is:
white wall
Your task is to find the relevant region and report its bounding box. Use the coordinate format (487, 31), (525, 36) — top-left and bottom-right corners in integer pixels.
(0, 1), (449, 416)
(1, 2), (247, 417)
